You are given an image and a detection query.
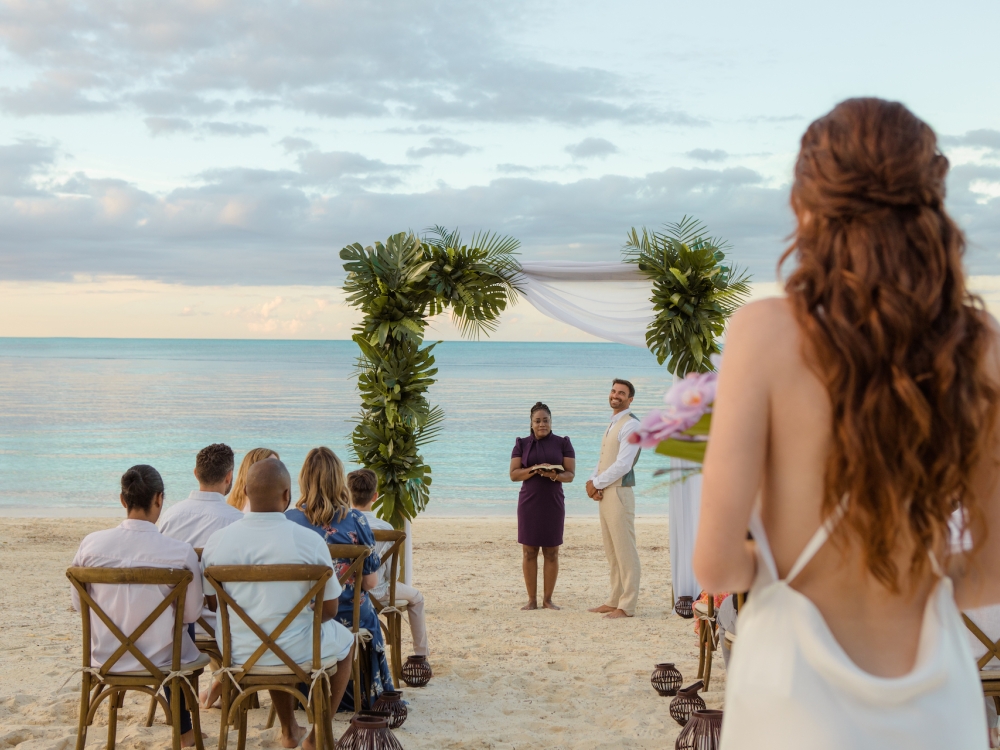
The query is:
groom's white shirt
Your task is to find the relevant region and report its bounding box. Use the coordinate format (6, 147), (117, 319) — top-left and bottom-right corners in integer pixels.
(589, 410), (640, 489)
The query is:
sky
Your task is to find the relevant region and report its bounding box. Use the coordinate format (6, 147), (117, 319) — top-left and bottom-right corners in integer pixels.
(1, 0), (999, 340)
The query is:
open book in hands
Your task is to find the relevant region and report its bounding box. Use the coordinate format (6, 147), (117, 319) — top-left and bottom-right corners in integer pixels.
(530, 464), (564, 473)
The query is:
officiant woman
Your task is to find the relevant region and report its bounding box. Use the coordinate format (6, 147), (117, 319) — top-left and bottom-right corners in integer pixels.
(510, 401), (575, 610)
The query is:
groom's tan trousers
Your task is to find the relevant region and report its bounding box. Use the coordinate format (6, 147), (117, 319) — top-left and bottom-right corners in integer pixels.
(599, 485), (640, 615)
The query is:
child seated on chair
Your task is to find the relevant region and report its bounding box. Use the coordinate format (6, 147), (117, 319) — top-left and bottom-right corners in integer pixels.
(285, 448), (394, 711)
(348, 468), (430, 658)
(157, 442), (243, 709)
(71, 465), (204, 748)
(201, 457), (354, 750)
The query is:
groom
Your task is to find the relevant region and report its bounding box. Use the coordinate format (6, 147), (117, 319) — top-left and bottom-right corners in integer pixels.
(587, 378), (642, 619)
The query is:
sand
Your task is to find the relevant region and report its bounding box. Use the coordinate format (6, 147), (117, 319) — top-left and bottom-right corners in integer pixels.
(0, 516), (724, 749)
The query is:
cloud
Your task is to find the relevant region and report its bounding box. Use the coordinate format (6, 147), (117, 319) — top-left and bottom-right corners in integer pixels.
(565, 137), (618, 160)
(942, 129), (1000, 154)
(295, 149), (415, 188)
(279, 136), (316, 153)
(686, 148), (728, 162)
(496, 164), (538, 175)
(406, 137), (475, 159)
(0, 140), (56, 196)
(0, 1), (702, 126)
(145, 117), (267, 137)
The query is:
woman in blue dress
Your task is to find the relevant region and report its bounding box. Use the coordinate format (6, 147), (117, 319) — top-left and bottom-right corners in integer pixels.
(285, 446), (393, 712)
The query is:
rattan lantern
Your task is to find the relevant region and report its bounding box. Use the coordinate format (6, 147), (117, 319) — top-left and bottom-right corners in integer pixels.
(338, 713), (404, 750)
(651, 663), (683, 696)
(401, 655), (432, 687)
(675, 709), (723, 750)
(372, 690), (408, 729)
(675, 595), (694, 619)
(669, 681), (706, 726)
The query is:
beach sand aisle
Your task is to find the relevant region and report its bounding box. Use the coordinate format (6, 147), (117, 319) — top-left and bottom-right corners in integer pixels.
(0, 517), (723, 749)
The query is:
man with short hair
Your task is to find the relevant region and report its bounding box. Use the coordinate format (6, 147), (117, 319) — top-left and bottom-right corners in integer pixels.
(202, 458), (353, 750)
(586, 378), (642, 619)
(348, 469), (430, 657)
(158, 443), (243, 707)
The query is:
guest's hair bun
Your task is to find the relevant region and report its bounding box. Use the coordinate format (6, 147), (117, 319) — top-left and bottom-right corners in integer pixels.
(120, 464), (164, 512)
(530, 401), (551, 416)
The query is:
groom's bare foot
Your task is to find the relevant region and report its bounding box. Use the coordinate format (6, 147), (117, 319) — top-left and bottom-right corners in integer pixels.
(542, 599), (561, 610)
(588, 604), (616, 613)
(521, 600), (538, 610)
(281, 723), (307, 749)
(603, 609), (632, 619)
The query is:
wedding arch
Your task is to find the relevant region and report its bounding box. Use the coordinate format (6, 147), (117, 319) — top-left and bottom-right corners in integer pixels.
(339, 218), (750, 531)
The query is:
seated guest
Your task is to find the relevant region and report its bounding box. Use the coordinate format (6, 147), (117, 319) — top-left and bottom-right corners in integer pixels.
(286, 448), (394, 710)
(71, 465), (203, 748)
(348, 468), (430, 657)
(201, 458), (353, 750)
(158, 442), (243, 708)
(227, 447), (279, 511)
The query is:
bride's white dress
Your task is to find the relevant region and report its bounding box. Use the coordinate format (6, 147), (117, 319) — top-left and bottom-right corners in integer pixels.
(721, 509), (988, 749)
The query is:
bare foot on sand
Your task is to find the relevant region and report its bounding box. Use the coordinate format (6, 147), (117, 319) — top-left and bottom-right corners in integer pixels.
(282, 723), (307, 749)
(588, 604), (615, 613)
(603, 609), (632, 619)
(542, 600), (561, 610)
(521, 600), (538, 610)
(199, 682), (221, 709)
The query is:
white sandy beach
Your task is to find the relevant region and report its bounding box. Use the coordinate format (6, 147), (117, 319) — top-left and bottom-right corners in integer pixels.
(0, 516), (723, 750)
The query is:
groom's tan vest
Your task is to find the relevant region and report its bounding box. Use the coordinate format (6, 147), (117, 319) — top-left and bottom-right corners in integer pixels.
(597, 413), (640, 488)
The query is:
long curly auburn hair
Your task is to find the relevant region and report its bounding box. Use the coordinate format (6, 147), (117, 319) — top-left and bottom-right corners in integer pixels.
(780, 97), (1000, 591)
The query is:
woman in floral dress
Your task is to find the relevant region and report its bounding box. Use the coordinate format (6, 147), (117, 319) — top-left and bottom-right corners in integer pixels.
(285, 446), (393, 711)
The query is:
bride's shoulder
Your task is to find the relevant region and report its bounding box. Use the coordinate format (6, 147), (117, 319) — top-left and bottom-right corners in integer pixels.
(728, 297), (797, 341)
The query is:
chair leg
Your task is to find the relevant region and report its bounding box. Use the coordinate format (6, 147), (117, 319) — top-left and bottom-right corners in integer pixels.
(183, 678), (206, 750)
(171, 678), (183, 750)
(249, 692), (260, 710)
(75, 672), (91, 750)
(237, 705), (248, 750)
(352, 641), (363, 712)
(217, 677), (231, 750)
(696, 625), (707, 681)
(265, 701), (276, 729)
(106, 689), (122, 750)
(145, 690), (159, 726)
(703, 629), (715, 691)
(393, 613), (404, 686)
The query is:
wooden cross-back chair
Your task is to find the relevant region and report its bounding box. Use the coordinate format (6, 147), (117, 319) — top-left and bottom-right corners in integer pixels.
(693, 595), (718, 690)
(66, 566), (209, 750)
(261, 545), (370, 731)
(204, 564), (338, 750)
(371, 528), (407, 686)
(962, 613), (1000, 713)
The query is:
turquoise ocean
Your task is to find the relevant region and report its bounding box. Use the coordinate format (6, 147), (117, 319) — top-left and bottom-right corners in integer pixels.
(0, 338), (673, 517)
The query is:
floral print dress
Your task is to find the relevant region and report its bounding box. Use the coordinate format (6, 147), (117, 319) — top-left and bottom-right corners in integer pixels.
(285, 506), (393, 711)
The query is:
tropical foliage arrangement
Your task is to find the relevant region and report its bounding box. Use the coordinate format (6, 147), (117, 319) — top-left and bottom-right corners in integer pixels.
(339, 227), (521, 528)
(623, 216), (751, 377)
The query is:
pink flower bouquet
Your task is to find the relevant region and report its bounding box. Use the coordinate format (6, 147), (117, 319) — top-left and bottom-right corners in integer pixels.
(629, 360), (717, 463)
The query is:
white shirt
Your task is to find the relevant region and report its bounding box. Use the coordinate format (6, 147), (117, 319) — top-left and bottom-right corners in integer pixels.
(158, 490), (244, 631)
(361, 510), (395, 601)
(589, 409), (641, 489)
(71, 519), (203, 671)
(201, 512), (353, 666)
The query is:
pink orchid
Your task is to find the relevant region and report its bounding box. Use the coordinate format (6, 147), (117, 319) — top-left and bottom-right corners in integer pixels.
(629, 361), (720, 449)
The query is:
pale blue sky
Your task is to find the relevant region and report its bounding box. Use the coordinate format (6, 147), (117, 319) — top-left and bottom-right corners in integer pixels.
(1, 0), (999, 337)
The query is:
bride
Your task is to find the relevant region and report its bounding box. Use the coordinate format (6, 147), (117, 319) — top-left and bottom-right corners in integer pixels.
(697, 97), (1000, 749)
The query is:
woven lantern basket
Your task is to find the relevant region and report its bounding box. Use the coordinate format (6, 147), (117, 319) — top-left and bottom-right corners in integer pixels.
(674, 596), (694, 619)
(372, 690), (408, 729)
(401, 655), (433, 687)
(338, 713), (404, 750)
(675, 709), (723, 750)
(651, 663), (683, 696)
(669, 681), (706, 726)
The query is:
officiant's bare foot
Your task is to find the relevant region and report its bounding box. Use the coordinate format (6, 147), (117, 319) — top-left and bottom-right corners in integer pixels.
(521, 600), (538, 610)
(543, 599), (561, 610)
(603, 609), (632, 619)
(588, 604), (616, 613)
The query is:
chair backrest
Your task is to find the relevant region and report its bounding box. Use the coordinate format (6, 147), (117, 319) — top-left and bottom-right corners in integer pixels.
(963, 613), (1000, 671)
(66, 566), (192, 681)
(204, 564), (332, 683)
(327, 544), (370, 633)
(192, 548), (216, 638)
(370, 529), (405, 613)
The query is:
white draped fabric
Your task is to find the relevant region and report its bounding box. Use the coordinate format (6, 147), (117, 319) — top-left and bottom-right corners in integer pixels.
(518, 261), (655, 348)
(669, 458), (702, 600)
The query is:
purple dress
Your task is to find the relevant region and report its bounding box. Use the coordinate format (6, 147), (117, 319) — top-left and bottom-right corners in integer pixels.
(512, 433), (575, 547)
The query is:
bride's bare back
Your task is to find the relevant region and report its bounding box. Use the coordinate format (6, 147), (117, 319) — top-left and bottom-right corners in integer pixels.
(695, 98), (1000, 681)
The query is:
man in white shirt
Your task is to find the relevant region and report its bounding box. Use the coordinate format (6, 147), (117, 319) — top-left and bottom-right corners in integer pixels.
(201, 457), (353, 750)
(71, 464), (204, 747)
(158, 442), (242, 708)
(348, 468), (430, 657)
(586, 379), (642, 619)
